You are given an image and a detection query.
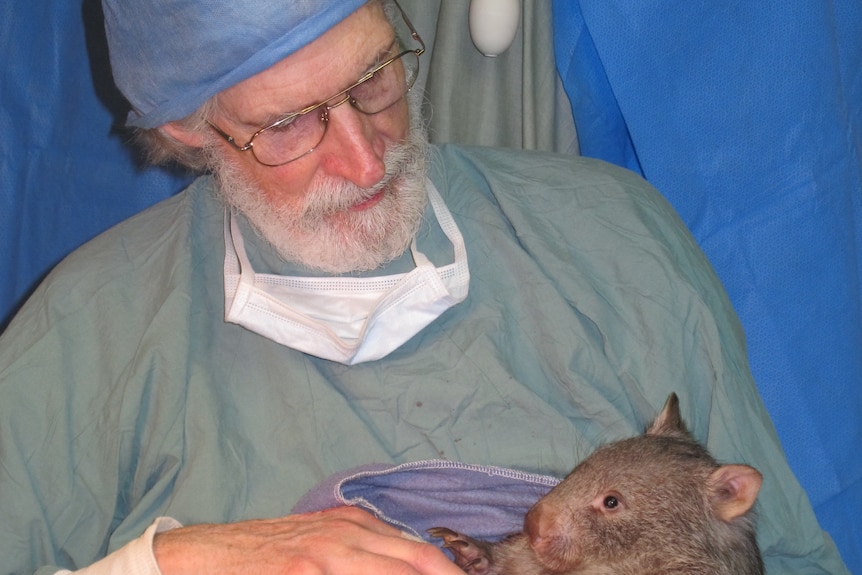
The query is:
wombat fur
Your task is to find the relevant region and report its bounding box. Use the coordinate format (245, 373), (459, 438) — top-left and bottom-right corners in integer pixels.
(429, 393), (763, 575)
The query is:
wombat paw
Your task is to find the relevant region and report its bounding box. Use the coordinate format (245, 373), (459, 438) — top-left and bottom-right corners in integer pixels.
(428, 527), (494, 575)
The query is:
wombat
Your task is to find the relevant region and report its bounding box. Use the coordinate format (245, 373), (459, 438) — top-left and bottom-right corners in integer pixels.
(429, 393), (763, 575)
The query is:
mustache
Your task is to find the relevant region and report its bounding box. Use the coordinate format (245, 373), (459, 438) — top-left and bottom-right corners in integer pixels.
(300, 172), (393, 218)
(294, 132), (420, 221)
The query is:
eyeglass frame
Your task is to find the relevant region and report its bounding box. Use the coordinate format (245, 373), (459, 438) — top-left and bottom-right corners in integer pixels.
(206, 0), (425, 167)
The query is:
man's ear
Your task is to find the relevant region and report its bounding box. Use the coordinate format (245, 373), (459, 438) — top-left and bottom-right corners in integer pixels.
(161, 121), (208, 148)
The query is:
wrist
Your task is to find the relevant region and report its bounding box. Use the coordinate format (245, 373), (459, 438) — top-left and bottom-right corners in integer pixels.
(150, 517), (186, 575)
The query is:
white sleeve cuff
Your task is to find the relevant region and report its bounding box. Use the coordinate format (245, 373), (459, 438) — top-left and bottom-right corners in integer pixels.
(55, 517), (183, 575)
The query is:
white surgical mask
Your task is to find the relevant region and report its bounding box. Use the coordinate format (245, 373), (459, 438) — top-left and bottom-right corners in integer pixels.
(223, 180), (470, 365)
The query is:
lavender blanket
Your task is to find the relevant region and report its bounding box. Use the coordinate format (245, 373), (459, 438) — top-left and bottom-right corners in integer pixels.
(292, 460), (560, 542)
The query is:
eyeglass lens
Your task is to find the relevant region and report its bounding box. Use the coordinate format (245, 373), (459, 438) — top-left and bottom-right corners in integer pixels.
(252, 50), (419, 166)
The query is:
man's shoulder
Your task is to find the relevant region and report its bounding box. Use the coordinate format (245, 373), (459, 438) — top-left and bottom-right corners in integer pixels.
(3, 176), (221, 335)
(429, 143), (650, 191)
(428, 143), (723, 325)
(428, 143), (684, 242)
(52, 176), (217, 275)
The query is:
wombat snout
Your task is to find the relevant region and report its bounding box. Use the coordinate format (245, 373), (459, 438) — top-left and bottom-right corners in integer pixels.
(523, 499), (579, 573)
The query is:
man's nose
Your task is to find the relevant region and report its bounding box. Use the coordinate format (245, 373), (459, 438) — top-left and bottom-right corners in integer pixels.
(320, 102), (387, 189)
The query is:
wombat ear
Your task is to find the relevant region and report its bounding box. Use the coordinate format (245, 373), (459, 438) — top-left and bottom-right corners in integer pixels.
(707, 464), (763, 521)
(646, 393), (686, 436)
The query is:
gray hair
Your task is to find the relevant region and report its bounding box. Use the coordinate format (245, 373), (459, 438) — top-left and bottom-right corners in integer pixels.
(131, 97), (218, 172)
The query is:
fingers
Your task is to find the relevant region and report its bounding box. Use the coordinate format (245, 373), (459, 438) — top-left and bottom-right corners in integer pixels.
(362, 544), (467, 575)
(329, 536), (466, 575)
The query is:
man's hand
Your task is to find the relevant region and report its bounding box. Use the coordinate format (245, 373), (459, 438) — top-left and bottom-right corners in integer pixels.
(153, 506), (465, 575)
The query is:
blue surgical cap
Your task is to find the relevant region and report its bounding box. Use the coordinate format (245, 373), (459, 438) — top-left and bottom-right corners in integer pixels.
(103, 0), (368, 129)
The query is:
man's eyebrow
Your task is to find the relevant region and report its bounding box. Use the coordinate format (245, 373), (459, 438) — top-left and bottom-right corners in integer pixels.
(365, 38), (399, 70)
(257, 38), (399, 127)
(240, 36), (400, 131)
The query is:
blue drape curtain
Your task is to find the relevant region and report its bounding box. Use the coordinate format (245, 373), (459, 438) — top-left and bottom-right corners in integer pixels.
(552, 1), (861, 571)
(0, 0), (191, 330)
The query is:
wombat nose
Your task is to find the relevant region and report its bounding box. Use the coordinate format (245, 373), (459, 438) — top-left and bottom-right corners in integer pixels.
(525, 502), (576, 571)
(524, 502), (557, 554)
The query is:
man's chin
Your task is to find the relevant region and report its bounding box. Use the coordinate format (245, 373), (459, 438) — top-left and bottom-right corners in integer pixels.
(285, 189), (423, 274)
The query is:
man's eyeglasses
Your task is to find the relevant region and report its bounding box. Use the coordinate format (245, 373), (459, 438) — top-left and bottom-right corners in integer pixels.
(207, 1), (425, 167)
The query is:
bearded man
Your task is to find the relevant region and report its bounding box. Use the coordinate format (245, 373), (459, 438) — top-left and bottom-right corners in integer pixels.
(0, 1), (849, 574)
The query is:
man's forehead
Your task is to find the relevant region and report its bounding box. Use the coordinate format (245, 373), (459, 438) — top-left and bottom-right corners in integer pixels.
(294, 1), (395, 73)
(218, 2), (396, 127)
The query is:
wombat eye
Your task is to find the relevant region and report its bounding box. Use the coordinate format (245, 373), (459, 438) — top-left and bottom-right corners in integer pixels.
(603, 495), (619, 509)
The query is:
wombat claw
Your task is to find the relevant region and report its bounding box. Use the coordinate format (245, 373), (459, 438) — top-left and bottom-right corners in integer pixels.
(428, 527), (494, 575)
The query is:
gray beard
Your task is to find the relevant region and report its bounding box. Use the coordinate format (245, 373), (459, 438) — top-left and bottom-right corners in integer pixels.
(209, 98), (430, 274)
